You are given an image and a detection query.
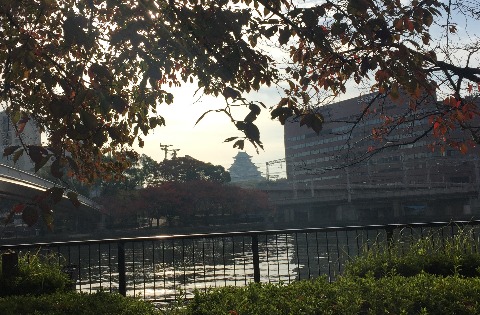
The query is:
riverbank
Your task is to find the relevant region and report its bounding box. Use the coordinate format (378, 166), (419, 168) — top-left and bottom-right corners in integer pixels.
(0, 221), (276, 245)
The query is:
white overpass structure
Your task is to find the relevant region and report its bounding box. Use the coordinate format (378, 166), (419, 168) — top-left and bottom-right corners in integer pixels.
(0, 163), (100, 212)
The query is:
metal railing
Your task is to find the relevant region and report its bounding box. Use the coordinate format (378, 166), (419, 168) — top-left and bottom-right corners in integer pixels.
(1, 220), (480, 302)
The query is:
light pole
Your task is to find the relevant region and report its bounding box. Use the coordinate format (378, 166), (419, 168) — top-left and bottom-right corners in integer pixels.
(171, 148), (180, 159)
(159, 143), (172, 160)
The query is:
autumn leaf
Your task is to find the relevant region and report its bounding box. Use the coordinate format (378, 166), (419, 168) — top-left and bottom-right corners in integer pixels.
(467, 83), (473, 93)
(12, 203), (26, 214)
(3, 146), (20, 157)
(404, 18), (414, 32)
(16, 115), (29, 135)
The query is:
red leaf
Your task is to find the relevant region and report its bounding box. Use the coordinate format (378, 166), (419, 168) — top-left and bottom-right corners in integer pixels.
(468, 83), (473, 93)
(12, 203), (26, 214)
(16, 115), (29, 135)
(404, 18), (414, 32)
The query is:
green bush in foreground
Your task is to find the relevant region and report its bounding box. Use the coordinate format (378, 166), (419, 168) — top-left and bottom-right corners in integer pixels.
(0, 252), (72, 296)
(0, 291), (162, 315)
(344, 229), (480, 279)
(167, 274), (480, 315)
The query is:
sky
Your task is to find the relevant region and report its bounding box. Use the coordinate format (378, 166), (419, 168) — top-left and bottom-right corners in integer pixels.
(135, 82), (288, 178)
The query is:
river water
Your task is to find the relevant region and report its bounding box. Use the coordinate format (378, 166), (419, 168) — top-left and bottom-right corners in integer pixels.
(67, 229), (388, 301)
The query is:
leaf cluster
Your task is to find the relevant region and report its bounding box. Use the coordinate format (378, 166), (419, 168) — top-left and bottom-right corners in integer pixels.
(167, 274), (480, 315)
(0, 291), (162, 315)
(166, 230), (480, 315)
(97, 180), (272, 228)
(0, 252), (72, 297)
(1, 0), (480, 185)
(344, 228), (480, 279)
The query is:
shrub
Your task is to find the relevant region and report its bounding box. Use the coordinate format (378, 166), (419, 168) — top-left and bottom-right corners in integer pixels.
(344, 228), (480, 278)
(165, 274), (480, 315)
(0, 291), (162, 315)
(0, 251), (72, 296)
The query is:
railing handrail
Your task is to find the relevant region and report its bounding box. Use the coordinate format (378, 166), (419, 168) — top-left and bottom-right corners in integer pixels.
(2, 219), (479, 250)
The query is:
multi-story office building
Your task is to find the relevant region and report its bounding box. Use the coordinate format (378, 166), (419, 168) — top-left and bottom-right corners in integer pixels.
(278, 93), (480, 225)
(0, 111), (41, 172)
(284, 93), (479, 187)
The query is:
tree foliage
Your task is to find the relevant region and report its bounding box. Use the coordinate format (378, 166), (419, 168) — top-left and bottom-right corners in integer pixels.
(1, 0), (480, 224)
(99, 181), (272, 228)
(1, 0), (479, 179)
(96, 154), (230, 195)
(154, 156), (231, 184)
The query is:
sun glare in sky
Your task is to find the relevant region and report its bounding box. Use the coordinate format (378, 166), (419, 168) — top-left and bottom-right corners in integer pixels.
(138, 82), (286, 177)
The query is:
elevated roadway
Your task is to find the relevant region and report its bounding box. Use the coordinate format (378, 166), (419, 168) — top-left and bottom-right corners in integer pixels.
(0, 163), (100, 212)
(263, 182), (480, 225)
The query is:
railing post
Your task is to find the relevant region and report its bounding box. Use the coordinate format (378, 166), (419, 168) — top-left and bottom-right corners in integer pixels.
(117, 241), (126, 296)
(251, 234), (260, 283)
(2, 251), (18, 279)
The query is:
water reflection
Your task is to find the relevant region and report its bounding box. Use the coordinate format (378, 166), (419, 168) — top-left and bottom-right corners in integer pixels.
(64, 230), (386, 301)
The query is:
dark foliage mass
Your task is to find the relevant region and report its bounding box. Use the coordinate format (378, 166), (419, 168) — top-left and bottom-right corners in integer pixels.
(98, 180), (272, 228)
(1, 0), (478, 181)
(1, 0), (479, 225)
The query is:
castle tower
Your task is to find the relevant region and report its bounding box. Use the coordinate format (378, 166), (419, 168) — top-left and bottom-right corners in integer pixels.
(228, 151), (264, 183)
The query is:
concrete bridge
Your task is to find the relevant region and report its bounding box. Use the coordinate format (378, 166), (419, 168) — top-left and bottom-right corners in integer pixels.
(0, 163), (100, 211)
(264, 181), (480, 226)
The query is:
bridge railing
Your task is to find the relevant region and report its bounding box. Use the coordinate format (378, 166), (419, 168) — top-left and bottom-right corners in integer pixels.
(1, 220), (480, 303)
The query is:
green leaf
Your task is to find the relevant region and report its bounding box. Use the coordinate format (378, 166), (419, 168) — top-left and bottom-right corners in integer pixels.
(49, 97), (73, 118)
(92, 130), (108, 147)
(244, 104), (261, 123)
(50, 158), (64, 178)
(35, 155), (51, 173)
(67, 191), (81, 208)
(48, 186), (65, 203)
(243, 122), (262, 147)
(80, 110), (98, 130)
(43, 211), (55, 231)
(300, 113), (324, 134)
(12, 148), (24, 163)
(28, 145), (48, 164)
